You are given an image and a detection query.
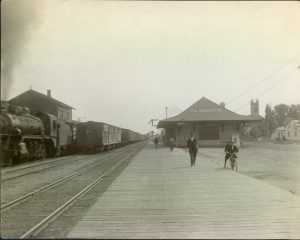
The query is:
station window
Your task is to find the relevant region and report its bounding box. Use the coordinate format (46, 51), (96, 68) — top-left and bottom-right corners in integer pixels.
(177, 126), (181, 133)
(198, 123), (219, 140)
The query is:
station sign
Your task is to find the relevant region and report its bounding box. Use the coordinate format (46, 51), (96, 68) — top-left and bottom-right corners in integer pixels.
(190, 108), (222, 113)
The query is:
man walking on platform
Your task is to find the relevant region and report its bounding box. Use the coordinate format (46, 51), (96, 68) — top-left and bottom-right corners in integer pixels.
(154, 136), (159, 149)
(187, 132), (198, 167)
(169, 137), (175, 151)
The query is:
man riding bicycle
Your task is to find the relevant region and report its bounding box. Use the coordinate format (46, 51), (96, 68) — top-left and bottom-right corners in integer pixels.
(224, 139), (238, 168)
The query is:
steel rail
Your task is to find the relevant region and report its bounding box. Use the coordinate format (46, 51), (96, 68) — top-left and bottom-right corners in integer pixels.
(19, 143), (145, 239)
(2, 147), (127, 182)
(1, 156), (88, 182)
(3, 155), (78, 173)
(1, 146), (134, 212)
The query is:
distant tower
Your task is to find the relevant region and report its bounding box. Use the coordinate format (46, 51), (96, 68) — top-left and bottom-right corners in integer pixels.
(251, 99), (259, 117)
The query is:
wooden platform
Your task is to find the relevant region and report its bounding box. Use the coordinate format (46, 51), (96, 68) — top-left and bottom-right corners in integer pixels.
(67, 143), (300, 239)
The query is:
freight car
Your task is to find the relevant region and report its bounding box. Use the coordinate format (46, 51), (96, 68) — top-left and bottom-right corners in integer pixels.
(121, 129), (145, 145)
(121, 129), (135, 144)
(77, 121), (122, 153)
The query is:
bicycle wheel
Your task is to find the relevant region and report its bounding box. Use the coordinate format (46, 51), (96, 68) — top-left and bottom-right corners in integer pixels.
(230, 157), (234, 170)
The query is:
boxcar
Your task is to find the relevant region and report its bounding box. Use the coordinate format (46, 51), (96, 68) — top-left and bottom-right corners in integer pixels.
(121, 129), (144, 144)
(77, 121), (122, 153)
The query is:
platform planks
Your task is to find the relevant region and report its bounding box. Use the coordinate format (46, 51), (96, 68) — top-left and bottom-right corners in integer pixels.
(67, 143), (300, 239)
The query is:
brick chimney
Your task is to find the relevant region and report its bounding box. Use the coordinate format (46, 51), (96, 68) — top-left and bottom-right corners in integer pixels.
(220, 102), (225, 108)
(47, 90), (51, 98)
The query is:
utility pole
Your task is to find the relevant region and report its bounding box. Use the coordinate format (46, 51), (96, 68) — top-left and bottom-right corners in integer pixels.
(165, 106), (168, 119)
(148, 119), (158, 127)
(77, 117), (86, 122)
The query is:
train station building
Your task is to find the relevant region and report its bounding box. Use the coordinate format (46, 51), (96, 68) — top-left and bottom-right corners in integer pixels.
(157, 97), (261, 147)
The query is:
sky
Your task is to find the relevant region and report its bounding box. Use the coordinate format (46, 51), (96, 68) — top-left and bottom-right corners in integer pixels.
(1, 0), (300, 134)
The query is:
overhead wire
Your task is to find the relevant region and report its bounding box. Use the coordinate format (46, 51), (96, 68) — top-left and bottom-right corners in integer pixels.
(234, 67), (299, 112)
(226, 53), (300, 106)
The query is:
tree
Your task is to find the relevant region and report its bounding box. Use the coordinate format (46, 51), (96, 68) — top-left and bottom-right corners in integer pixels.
(274, 104), (289, 126)
(249, 123), (263, 139)
(263, 104), (278, 138)
(251, 103), (298, 140)
(288, 104), (300, 120)
(264, 104), (272, 138)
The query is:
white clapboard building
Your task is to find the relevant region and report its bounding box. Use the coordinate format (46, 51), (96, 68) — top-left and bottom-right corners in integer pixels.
(271, 118), (300, 141)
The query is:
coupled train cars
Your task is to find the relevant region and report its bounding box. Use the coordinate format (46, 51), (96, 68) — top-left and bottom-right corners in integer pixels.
(76, 122), (144, 153)
(0, 102), (145, 165)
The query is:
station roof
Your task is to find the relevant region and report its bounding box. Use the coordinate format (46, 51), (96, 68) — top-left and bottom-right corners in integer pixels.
(9, 89), (75, 109)
(157, 97), (262, 128)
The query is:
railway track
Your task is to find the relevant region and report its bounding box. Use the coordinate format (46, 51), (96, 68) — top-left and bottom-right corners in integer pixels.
(1, 146), (128, 182)
(2, 155), (73, 173)
(1, 145), (135, 208)
(0, 141), (146, 238)
(1, 155), (87, 182)
(1, 143), (140, 210)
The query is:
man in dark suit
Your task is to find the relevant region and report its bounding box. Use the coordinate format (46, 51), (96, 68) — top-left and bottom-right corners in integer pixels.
(154, 137), (159, 149)
(187, 132), (198, 167)
(224, 139), (239, 168)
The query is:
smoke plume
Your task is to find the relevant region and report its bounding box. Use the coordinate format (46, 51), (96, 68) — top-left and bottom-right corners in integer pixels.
(1, 0), (40, 100)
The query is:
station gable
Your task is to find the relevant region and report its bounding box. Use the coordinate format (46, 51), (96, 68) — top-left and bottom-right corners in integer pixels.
(158, 97), (259, 127)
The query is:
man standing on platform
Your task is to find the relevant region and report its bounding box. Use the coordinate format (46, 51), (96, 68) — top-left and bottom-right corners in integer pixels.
(169, 137), (175, 151)
(154, 136), (159, 149)
(187, 132), (198, 167)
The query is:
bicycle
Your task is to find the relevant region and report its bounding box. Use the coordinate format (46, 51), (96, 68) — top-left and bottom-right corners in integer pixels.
(229, 153), (238, 172)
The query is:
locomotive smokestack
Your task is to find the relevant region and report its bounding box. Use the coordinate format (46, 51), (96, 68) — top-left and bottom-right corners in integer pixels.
(47, 90), (51, 98)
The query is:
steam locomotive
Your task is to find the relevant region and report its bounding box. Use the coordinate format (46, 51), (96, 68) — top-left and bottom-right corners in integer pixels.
(0, 102), (145, 166)
(0, 102), (72, 165)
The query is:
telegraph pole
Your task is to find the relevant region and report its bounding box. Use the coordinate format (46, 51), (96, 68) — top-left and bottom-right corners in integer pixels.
(165, 106), (168, 119)
(148, 119), (158, 126)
